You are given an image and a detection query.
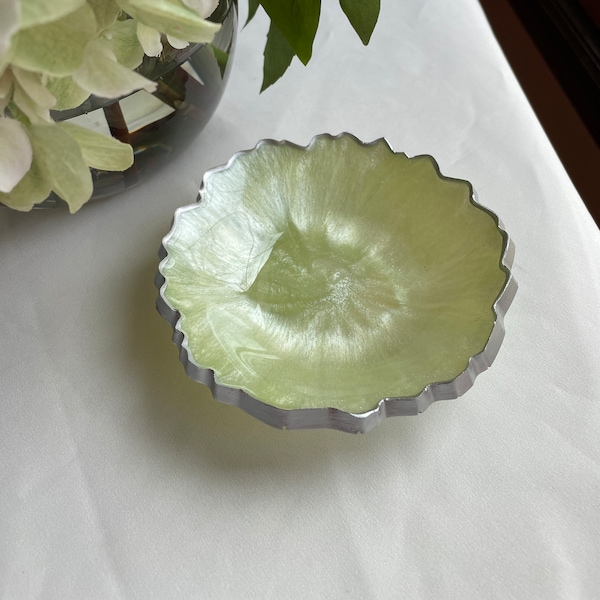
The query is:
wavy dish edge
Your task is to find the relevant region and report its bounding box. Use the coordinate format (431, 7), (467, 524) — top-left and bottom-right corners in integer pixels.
(155, 132), (518, 433)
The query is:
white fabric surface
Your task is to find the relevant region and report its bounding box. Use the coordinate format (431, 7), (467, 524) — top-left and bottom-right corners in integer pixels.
(2, 1), (600, 598)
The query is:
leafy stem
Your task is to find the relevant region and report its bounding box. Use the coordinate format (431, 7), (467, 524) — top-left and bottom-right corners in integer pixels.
(248, 0), (381, 91)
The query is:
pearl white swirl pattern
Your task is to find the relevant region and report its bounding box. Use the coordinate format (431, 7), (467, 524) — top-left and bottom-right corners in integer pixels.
(156, 133), (517, 433)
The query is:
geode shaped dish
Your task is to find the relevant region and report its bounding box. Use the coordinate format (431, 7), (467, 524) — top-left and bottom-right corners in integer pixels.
(156, 133), (517, 433)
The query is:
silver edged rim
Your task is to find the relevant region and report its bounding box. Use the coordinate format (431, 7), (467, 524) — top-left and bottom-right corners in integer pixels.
(155, 133), (518, 433)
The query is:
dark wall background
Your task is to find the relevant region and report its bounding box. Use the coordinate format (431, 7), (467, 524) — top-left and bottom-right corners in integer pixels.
(479, 0), (600, 227)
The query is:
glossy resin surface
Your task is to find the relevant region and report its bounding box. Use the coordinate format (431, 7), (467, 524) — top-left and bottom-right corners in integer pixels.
(157, 134), (516, 430)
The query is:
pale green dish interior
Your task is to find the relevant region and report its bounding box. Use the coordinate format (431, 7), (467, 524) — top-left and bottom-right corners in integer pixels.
(161, 135), (508, 414)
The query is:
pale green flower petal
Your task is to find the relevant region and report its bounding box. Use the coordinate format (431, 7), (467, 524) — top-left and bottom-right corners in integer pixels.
(136, 22), (163, 57)
(12, 67), (56, 109)
(118, 0), (221, 44)
(28, 123), (93, 213)
(10, 4), (97, 77)
(0, 69), (13, 100)
(11, 67), (56, 123)
(87, 0), (122, 30)
(181, 0), (219, 19)
(166, 35), (189, 50)
(0, 118), (33, 193)
(104, 20), (145, 69)
(0, 0), (19, 58)
(45, 75), (90, 110)
(0, 151), (52, 211)
(0, 93), (9, 113)
(0, 46), (15, 80)
(18, 0), (86, 30)
(58, 122), (133, 171)
(13, 80), (53, 123)
(73, 39), (157, 98)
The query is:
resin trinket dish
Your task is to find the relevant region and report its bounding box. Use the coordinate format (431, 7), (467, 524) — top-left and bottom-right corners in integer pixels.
(156, 133), (517, 433)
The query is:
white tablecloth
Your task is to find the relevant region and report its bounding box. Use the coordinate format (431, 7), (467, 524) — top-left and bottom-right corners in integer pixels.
(2, 1), (600, 598)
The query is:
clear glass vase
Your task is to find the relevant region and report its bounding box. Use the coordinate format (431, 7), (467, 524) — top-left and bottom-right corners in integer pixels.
(40, 0), (237, 207)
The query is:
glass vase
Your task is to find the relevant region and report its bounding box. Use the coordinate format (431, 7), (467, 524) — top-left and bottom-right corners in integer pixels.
(40, 0), (237, 207)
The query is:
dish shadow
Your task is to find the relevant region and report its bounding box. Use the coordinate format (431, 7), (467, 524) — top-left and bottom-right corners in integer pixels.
(126, 258), (426, 476)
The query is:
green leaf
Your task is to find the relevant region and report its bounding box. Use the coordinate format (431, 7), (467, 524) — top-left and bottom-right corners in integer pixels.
(210, 45), (229, 77)
(73, 39), (157, 98)
(261, 21), (295, 92)
(10, 4), (98, 77)
(117, 0), (221, 43)
(45, 75), (90, 110)
(58, 122), (133, 171)
(0, 118), (33, 193)
(28, 123), (93, 213)
(18, 0), (86, 30)
(0, 149), (52, 211)
(339, 0), (380, 45)
(258, 0), (320, 65)
(245, 0), (260, 26)
(104, 19), (145, 69)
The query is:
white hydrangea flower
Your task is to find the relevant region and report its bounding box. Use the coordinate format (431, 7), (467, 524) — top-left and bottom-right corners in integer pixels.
(0, 0), (220, 212)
